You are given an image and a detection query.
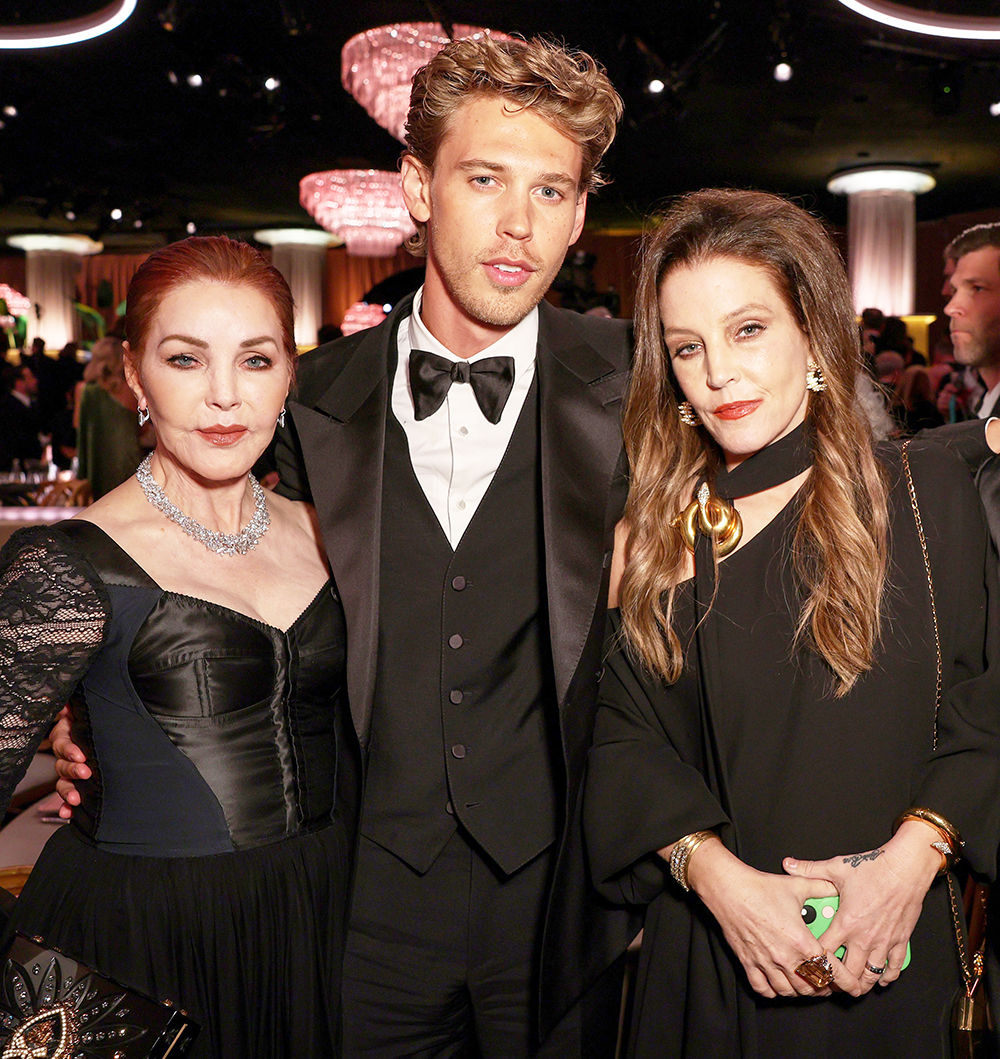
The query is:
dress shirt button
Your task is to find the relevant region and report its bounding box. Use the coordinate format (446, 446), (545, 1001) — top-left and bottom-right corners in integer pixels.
(450, 689), (464, 704)
(451, 744), (467, 759)
(452, 575), (467, 591)
(458, 425), (469, 436)
(457, 499), (467, 511)
(448, 634), (464, 649)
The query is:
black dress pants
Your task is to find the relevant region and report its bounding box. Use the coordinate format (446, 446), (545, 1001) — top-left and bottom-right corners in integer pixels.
(342, 830), (620, 1059)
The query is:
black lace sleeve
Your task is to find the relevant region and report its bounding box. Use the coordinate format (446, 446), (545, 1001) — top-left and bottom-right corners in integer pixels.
(0, 527), (109, 818)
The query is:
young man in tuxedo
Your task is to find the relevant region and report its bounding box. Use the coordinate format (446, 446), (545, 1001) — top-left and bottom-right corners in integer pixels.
(55, 35), (636, 1058)
(295, 36), (634, 1057)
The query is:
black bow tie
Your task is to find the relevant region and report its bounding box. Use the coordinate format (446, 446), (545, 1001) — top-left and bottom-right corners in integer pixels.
(408, 349), (516, 425)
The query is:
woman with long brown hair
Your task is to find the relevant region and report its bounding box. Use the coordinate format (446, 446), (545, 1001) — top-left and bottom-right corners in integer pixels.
(584, 189), (1000, 1056)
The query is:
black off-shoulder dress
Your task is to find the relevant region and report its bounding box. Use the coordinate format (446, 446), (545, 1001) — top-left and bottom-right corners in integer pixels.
(0, 519), (350, 1059)
(584, 440), (1000, 1058)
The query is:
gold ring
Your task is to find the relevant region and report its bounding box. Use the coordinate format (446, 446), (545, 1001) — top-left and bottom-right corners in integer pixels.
(795, 953), (834, 988)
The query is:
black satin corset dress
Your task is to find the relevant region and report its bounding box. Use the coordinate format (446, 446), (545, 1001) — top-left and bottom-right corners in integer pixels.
(57, 520), (346, 854)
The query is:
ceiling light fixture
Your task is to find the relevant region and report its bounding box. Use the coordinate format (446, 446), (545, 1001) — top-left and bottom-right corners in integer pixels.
(110, 208), (123, 221)
(774, 62), (793, 81)
(0, 0), (137, 49)
(827, 165), (936, 195)
(991, 101), (1000, 117)
(186, 73), (203, 88)
(835, 0), (1000, 41)
(647, 79), (666, 94)
(300, 170), (416, 256)
(264, 77), (281, 91)
(341, 23), (510, 143)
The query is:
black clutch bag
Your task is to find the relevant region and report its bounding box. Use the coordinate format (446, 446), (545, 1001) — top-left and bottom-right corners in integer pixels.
(0, 932), (199, 1058)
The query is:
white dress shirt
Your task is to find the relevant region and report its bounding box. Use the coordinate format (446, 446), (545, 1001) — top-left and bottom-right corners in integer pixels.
(390, 287), (538, 548)
(979, 380), (1000, 419)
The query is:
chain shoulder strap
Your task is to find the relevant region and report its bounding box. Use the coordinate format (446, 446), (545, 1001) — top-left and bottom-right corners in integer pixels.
(901, 439), (943, 750)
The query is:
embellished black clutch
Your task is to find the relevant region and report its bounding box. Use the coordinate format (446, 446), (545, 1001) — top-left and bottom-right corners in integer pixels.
(0, 932), (199, 1058)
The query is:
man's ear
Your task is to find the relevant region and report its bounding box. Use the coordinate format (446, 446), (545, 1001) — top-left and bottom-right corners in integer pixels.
(569, 192), (588, 247)
(401, 154), (432, 224)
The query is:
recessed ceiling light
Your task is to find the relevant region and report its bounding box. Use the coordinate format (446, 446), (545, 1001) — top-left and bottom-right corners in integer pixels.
(991, 102), (1000, 117)
(835, 0), (1000, 41)
(110, 208), (123, 221)
(264, 77), (281, 91)
(187, 73), (203, 88)
(647, 79), (665, 95)
(186, 222), (196, 234)
(774, 62), (793, 82)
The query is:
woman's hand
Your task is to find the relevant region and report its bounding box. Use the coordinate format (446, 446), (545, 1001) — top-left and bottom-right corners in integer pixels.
(782, 819), (942, 993)
(681, 838), (862, 999)
(50, 706), (90, 819)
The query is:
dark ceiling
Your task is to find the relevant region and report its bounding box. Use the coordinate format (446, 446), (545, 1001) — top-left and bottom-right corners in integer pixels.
(2, 0), (999, 247)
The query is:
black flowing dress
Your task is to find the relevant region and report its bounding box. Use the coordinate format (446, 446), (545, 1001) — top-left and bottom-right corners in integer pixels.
(0, 519), (351, 1059)
(584, 439), (1000, 1058)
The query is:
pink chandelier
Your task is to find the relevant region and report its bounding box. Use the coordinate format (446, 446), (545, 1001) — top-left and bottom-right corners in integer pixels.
(341, 301), (388, 336)
(341, 22), (510, 144)
(0, 284), (30, 316)
(299, 169), (416, 257)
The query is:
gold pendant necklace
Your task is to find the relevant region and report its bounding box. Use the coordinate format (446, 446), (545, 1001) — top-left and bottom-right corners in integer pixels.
(677, 481), (743, 557)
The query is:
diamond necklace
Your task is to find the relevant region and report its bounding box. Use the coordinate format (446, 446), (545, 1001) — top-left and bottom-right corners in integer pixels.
(135, 454), (270, 556)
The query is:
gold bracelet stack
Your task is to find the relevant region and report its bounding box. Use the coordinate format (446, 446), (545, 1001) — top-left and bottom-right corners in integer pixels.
(893, 807), (963, 875)
(669, 830), (717, 892)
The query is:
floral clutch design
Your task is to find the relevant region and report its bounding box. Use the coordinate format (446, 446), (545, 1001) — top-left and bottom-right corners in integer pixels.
(0, 933), (198, 1058)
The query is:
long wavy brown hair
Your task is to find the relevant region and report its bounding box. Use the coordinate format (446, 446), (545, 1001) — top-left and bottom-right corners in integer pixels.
(620, 189), (889, 697)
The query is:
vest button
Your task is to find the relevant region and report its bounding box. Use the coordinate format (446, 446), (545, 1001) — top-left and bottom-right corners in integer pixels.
(451, 744), (467, 759)
(450, 689), (464, 704)
(451, 575), (467, 591)
(448, 634), (464, 649)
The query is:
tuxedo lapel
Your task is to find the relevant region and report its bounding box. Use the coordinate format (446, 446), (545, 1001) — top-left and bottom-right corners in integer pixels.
(288, 300), (411, 746)
(537, 303), (628, 712)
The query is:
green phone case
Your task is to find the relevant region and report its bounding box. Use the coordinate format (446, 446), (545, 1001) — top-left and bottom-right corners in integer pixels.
(801, 897), (911, 970)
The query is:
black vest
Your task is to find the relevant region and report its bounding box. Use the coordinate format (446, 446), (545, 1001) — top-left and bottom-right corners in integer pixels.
(361, 378), (560, 876)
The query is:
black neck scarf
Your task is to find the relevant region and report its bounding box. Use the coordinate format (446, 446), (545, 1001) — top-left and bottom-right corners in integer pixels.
(711, 422), (813, 503)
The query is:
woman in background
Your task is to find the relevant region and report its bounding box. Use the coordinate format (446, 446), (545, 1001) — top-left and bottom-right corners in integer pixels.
(75, 334), (149, 498)
(584, 189), (1000, 1057)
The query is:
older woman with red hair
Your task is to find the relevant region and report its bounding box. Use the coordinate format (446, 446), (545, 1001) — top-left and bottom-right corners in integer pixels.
(0, 237), (351, 1058)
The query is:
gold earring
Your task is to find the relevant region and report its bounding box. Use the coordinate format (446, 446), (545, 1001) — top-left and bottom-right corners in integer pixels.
(678, 401), (702, 427)
(806, 363), (826, 393)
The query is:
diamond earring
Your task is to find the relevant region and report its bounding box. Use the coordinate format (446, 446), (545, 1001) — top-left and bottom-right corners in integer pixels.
(277, 408), (286, 428)
(678, 401), (702, 427)
(138, 406), (150, 426)
(806, 363), (826, 393)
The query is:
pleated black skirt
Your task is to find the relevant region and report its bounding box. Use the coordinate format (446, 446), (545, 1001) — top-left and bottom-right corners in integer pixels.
(5, 820), (349, 1059)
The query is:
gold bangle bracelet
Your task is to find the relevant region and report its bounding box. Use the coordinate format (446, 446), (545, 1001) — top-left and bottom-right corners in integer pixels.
(893, 807), (963, 874)
(668, 830), (717, 892)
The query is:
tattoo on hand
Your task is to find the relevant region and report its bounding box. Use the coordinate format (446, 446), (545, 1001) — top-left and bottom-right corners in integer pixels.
(843, 849), (884, 869)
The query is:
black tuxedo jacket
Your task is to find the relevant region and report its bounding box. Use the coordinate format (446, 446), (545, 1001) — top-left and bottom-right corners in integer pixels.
(921, 420), (1000, 553)
(275, 294), (638, 1034)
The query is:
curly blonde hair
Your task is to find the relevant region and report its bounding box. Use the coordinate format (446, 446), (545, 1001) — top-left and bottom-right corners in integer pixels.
(403, 35), (622, 256)
(621, 189), (889, 697)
